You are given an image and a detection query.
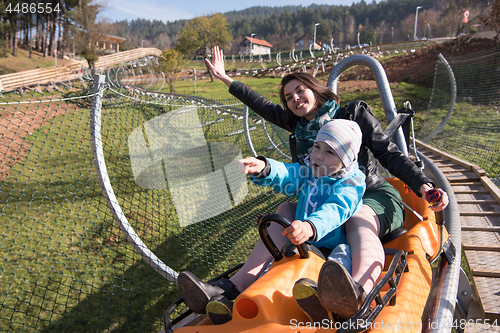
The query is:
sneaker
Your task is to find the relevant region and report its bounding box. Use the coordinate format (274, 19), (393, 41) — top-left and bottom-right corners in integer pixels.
(177, 271), (240, 314)
(206, 295), (233, 325)
(317, 260), (365, 321)
(293, 278), (336, 324)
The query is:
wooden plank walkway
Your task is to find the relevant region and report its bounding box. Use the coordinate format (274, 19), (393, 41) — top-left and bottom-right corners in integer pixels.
(416, 140), (500, 329)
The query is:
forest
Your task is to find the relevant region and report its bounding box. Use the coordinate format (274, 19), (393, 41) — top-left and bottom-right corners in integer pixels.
(1, 0), (108, 64)
(107, 0), (490, 52)
(0, 0), (495, 61)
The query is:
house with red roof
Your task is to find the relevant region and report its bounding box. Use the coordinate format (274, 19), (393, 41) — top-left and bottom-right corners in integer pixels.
(238, 36), (273, 55)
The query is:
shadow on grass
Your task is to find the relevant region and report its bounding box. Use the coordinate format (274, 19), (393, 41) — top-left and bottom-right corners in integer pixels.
(39, 191), (286, 332)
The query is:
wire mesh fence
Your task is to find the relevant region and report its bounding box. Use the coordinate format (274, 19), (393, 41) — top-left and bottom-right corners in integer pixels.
(418, 45), (500, 184)
(0, 75), (295, 331)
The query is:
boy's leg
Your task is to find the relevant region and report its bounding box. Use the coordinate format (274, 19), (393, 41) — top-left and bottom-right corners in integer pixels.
(344, 205), (384, 293)
(327, 243), (352, 274)
(293, 243), (351, 323)
(179, 202), (296, 315)
(230, 202), (297, 291)
(312, 206), (384, 321)
(276, 201), (298, 221)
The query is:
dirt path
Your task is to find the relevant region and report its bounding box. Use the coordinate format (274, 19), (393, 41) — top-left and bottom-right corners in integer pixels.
(0, 100), (71, 181)
(336, 38), (497, 83)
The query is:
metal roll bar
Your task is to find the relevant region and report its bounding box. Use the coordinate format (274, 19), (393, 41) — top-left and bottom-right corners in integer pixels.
(327, 54), (408, 156)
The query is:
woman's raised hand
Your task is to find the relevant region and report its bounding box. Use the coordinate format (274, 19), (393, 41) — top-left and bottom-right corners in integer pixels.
(205, 46), (234, 86)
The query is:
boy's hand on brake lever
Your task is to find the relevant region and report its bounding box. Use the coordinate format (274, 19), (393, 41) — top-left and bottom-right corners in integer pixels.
(283, 220), (314, 245)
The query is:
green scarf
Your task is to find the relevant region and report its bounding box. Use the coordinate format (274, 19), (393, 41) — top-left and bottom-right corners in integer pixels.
(294, 99), (340, 164)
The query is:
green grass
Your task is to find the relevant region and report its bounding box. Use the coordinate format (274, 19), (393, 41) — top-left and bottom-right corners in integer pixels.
(0, 47), (78, 75)
(0, 103), (162, 331)
(418, 101), (500, 179)
(0, 85), (294, 331)
(166, 76), (433, 127)
(167, 75), (282, 102)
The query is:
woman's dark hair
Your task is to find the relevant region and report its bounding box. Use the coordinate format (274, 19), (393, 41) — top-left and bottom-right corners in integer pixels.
(279, 72), (339, 111)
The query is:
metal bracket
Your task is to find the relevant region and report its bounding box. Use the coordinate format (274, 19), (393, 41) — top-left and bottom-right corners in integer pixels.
(454, 267), (473, 332)
(442, 238), (456, 265)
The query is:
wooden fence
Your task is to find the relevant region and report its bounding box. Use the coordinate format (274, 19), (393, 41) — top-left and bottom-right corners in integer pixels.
(0, 47), (162, 92)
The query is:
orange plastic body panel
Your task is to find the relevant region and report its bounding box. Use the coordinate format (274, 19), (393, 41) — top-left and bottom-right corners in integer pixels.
(174, 179), (442, 332)
(174, 252), (323, 333)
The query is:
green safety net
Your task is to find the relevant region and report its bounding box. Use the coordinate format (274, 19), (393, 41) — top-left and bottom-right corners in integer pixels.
(0, 75), (292, 332)
(418, 45), (500, 184)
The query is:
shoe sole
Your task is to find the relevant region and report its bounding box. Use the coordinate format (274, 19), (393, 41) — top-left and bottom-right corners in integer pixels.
(206, 297), (232, 325)
(293, 279), (333, 324)
(318, 260), (359, 321)
(177, 272), (211, 314)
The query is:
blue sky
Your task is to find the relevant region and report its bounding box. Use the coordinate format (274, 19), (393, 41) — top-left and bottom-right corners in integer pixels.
(100, 0), (368, 23)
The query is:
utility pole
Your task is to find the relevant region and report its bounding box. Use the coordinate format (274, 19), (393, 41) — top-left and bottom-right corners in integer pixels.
(392, 26), (394, 53)
(314, 23), (320, 49)
(414, 6), (423, 41)
(54, 22), (58, 69)
(250, 33), (255, 56)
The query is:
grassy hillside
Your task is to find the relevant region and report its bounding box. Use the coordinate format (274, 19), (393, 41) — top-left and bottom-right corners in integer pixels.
(0, 47), (78, 75)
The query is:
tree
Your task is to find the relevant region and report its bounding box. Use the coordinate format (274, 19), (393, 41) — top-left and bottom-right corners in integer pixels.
(418, 9), (443, 39)
(345, 12), (356, 46)
(176, 13), (232, 81)
(0, 1), (10, 57)
(176, 13), (232, 56)
(157, 49), (185, 93)
(480, 0), (500, 45)
(294, 21), (304, 38)
(71, 0), (109, 68)
(439, 0), (487, 53)
(2, 0), (22, 56)
(316, 19), (332, 45)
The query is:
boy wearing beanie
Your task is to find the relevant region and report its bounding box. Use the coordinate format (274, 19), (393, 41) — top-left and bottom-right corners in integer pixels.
(240, 119), (365, 252)
(239, 119), (366, 323)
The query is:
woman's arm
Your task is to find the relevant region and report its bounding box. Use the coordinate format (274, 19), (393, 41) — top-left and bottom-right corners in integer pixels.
(229, 81), (299, 132)
(351, 101), (430, 190)
(352, 101), (449, 210)
(206, 46), (300, 133)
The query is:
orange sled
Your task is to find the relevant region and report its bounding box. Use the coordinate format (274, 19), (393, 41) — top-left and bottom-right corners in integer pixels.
(165, 178), (454, 333)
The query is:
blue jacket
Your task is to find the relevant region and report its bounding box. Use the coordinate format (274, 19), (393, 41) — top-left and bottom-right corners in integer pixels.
(250, 158), (366, 250)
